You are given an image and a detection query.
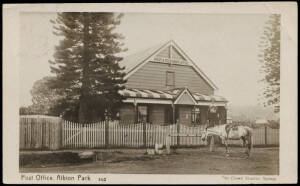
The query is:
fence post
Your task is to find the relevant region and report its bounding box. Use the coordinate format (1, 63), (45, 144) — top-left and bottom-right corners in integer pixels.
(265, 125), (268, 145)
(56, 117), (63, 150)
(30, 118), (33, 149)
(105, 119), (109, 148)
(49, 117), (63, 150)
(83, 124), (87, 148)
(177, 122), (180, 147)
(210, 135), (215, 152)
(166, 133), (171, 154)
(143, 122), (146, 148)
(54, 117), (60, 150)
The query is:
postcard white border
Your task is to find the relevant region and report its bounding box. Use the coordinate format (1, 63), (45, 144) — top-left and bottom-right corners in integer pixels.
(3, 2), (298, 184)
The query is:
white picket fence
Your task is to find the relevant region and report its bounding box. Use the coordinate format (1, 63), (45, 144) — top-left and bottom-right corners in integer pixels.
(20, 116), (279, 150)
(62, 121), (106, 148)
(178, 124), (207, 146)
(110, 123), (143, 148)
(62, 121), (279, 149)
(227, 126), (279, 146)
(62, 121), (208, 148)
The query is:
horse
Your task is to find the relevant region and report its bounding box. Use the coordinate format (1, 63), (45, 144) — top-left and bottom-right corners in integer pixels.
(201, 124), (253, 158)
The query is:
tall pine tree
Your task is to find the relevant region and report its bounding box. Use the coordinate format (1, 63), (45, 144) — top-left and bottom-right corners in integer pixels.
(258, 14), (280, 113)
(49, 12), (127, 123)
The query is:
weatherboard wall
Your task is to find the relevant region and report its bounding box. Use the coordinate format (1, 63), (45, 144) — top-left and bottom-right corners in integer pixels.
(148, 105), (165, 125)
(119, 104), (135, 125)
(125, 61), (214, 95)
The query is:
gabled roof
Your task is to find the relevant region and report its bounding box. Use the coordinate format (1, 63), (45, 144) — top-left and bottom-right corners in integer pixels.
(120, 40), (169, 74)
(173, 88), (197, 105)
(120, 40), (219, 90)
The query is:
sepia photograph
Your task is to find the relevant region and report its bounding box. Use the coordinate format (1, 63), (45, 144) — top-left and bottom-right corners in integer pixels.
(3, 2), (298, 184)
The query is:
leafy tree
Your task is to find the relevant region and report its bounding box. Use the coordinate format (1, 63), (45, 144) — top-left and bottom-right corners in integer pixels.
(30, 76), (65, 116)
(49, 12), (127, 123)
(258, 14), (280, 113)
(19, 106), (35, 115)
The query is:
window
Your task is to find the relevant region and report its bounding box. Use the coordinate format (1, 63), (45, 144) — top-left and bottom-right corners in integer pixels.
(138, 106), (148, 123)
(166, 71), (175, 87)
(209, 105), (218, 113)
(192, 107), (201, 124)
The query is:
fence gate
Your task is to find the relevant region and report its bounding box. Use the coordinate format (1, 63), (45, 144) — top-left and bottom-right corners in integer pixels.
(62, 121), (106, 148)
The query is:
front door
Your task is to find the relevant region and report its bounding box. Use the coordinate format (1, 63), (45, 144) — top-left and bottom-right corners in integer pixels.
(164, 106), (173, 125)
(137, 105), (148, 123)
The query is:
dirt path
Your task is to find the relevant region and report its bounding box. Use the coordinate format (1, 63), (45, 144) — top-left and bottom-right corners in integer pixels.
(20, 147), (279, 175)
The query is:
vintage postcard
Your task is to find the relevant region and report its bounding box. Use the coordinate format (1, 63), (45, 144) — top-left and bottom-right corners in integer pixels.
(3, 2), (298, 184)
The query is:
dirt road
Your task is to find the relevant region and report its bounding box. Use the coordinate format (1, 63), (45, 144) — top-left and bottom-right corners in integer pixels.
(20, 147), (279, 175)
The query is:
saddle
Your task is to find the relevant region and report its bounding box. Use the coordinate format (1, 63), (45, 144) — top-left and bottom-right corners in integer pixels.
(231, 126), (239, 131)
(225, 124), (239, 133)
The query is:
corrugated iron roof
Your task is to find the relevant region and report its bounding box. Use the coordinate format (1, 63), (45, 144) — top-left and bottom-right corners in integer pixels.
(119, 87), (227, 102)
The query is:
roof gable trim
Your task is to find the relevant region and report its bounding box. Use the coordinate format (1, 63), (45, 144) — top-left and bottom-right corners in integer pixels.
(124, 40), (171, 79)
(124, 40), (218, 90)
(174, 88), (197, 105)
(170, 41), (218, 90)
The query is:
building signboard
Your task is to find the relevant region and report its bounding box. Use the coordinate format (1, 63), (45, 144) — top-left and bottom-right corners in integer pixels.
(153, 57), (189, 66)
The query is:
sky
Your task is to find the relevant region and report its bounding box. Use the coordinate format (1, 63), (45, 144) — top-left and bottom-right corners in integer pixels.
(20, 12), (269, 107)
